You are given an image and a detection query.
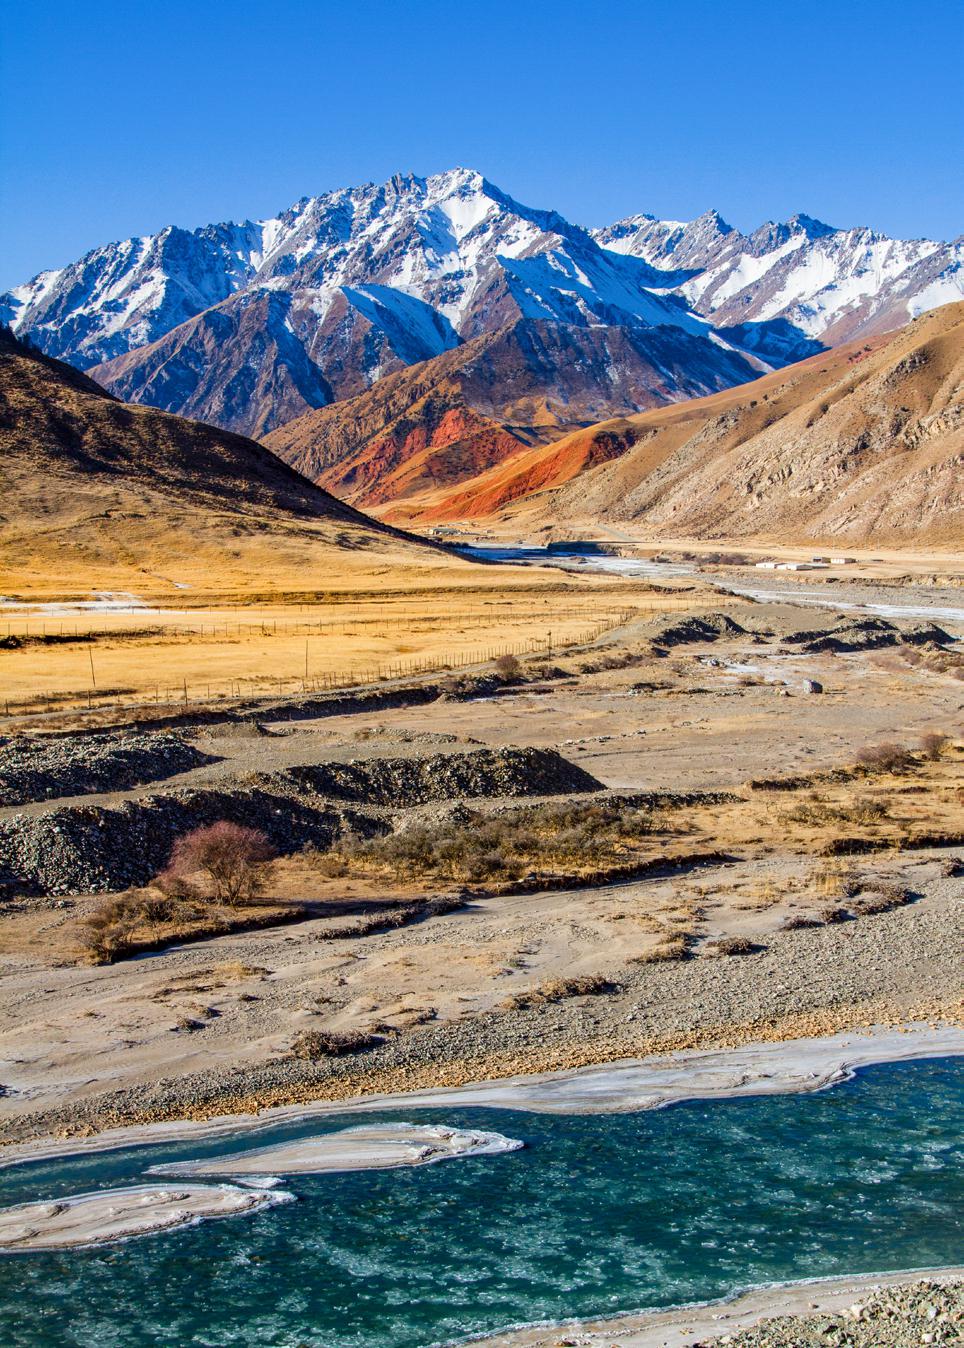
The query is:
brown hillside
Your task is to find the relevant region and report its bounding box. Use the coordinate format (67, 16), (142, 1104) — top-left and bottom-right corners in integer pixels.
(388, 304), (964, 547)
(264, 319), (760, 509)
(0, 330), (439, 598)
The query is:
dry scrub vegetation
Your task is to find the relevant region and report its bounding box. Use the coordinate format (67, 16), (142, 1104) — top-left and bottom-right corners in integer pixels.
(67, 736), (960, 968)
(78, 822), (279, 963)
(307, 798), (669, 885)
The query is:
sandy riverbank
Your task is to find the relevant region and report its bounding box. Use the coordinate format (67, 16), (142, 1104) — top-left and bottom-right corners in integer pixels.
(1, 1024), (959, 1169)
(472, 1269), (964, 1346)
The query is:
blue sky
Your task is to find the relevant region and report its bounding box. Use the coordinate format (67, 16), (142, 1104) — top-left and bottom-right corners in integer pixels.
(1, 0), (961, 289)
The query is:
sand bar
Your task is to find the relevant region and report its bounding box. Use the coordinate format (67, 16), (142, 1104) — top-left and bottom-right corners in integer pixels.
(0, 1182), (288, 1253)
(146, 1122), (523, 1178)
(1, 1024), (960, 1169)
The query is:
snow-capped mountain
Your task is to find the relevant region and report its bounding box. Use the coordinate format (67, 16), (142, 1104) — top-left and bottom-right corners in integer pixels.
(3, 169), (961, 440)
(594, 210), (964, 358)
(0, 170), (761, 435)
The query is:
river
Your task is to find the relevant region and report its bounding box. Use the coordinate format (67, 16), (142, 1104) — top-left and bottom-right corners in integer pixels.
(2, 1057), (961, 1347)
(457, 546), (964, 626)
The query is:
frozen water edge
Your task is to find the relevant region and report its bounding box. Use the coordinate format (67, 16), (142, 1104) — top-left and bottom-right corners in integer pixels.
(144, 1123), (525, 1179)
(2, 1025), (961, 1170)
(0, 1182), (293, 1254)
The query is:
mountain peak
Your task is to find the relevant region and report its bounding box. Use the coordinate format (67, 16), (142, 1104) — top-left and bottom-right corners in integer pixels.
(4, 171), (962, 444)
(693, 208), (734, 234)
(787, 212), (836, 239)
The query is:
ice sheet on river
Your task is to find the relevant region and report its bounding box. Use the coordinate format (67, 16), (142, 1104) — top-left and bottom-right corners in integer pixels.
(146, 1122), (523, 1179)
(0, 1182), (289, 1252)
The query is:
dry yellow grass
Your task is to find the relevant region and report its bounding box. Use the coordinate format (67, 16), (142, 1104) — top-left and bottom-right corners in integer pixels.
(0, 584), (701, 714)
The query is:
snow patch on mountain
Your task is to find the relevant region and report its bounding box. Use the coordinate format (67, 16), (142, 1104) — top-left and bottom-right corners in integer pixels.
(4, 168), (960, 438)
(594, 212), (964, 346)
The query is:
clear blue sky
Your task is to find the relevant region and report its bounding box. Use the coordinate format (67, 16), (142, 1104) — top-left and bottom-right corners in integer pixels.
(1, 0), (962, 289)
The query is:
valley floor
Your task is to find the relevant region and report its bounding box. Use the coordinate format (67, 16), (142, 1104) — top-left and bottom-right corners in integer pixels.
(0, 572), (961, 1145)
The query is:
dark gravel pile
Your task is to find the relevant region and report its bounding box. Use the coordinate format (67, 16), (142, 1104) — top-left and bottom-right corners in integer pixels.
(651, 613), (748, 647)
(0, 747), (599, 896)
(784, 616), (954, 654)
(0, 731), (215, 807)
(286, 747), (603, 806)
(0, 788), (383, 896)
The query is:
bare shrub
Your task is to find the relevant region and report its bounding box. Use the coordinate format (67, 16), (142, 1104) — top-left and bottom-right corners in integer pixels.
(76, 878), (216, 963)
(819, 904), (851, 924)
(809, 863), (861, 901)
(855, 742), (915, 774)
(307, 799), (666, 886)
(708, 935), (760, 956)
(919, 732), (949, 761)
(781, 914), (823, 930)
(153, 866), (199, 902)
(493, 653), (522, 680)
(166, 822), (276, 905)
(630, 937), (691, 963)
(77, 892), (142, 963)
(500, 973), (612, 1010)
(787, 795), (888, 829)
(851, 884), (912, 915)
(291, 1028), (379, 1060)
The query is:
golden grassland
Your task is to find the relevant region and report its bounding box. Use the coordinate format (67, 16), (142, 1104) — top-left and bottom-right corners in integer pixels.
(0, 567), (708, 716)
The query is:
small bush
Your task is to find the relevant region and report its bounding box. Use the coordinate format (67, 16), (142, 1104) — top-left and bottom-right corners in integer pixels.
(166, 821), (276, 905)
(77, 892), (142, 963)
(809, 863), (862, 900)
(493, 654), (522, 680)
(152, 867), (199, 902)
(919, 732), (949, 761)
(76, 881), (215, 963)
(631, 937), (691, 963)
(781, 914), (823, 930)
(306, 798), (666, 886)
(291, 1028), (380, 1060)
(708, 935), (759, 956)
(819, 904), (851, 924)
(851, 884), (911, 915)
(500, 973), (612, 1010)
(855, 742), (915, 774)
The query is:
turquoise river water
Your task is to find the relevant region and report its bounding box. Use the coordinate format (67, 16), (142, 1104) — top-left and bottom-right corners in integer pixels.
(2, 1057), (961, 1347)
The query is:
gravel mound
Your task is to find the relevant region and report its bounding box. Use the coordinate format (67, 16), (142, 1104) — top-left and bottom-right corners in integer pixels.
(709, 1278), (962, 1346)
(0, 788), (383, 896)
(286, 747), (602, 806)
(651, 613), (748, 647)
(785, 616), (954, 654)
(0, 731), (214, 807)
(0, 748), (598, 896)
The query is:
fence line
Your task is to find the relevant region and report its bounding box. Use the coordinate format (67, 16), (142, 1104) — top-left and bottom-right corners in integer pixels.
(1, 599), (696, 644)
(2, 605), (657, 719)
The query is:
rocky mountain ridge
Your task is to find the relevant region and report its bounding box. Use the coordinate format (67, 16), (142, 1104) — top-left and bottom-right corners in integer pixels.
(381, 302), (964, 547)
(595, 209), (963, 357)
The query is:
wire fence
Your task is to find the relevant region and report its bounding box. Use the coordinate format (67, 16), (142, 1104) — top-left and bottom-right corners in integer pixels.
(2, 602), (683, 720)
